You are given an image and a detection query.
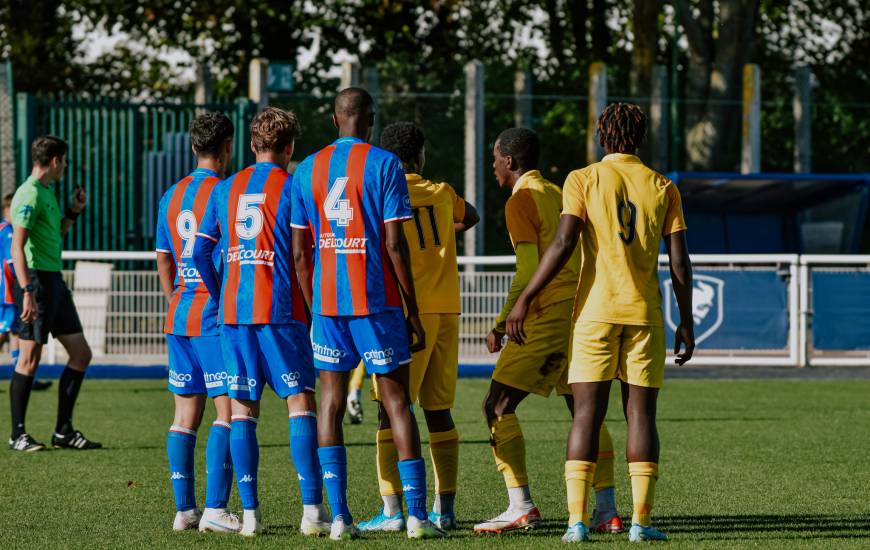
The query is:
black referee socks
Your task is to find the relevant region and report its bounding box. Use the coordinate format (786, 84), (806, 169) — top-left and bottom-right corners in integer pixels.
(56, 367), (85, 435)
(10, 372), (34, 439)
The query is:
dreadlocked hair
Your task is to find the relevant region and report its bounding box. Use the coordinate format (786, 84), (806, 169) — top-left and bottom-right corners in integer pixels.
(597, 102), (647, 153)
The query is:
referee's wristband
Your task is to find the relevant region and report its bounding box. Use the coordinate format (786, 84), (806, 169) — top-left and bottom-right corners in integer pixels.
(64, 207), (81, 221)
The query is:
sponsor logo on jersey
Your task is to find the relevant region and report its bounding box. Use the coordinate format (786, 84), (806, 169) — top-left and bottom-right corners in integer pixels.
(319, 232), (367, 255)
(228, 374), (257, 392)
(313, 342), (345, 364)
(664, 274), (724, 345)
(203, 370), (228, 389)
(363, 347), (394, 366)
(281, 371), (300, 388)
(226, 244), (276, 266)
(168, 370), (191, 387)
(176, 263), (202, 283)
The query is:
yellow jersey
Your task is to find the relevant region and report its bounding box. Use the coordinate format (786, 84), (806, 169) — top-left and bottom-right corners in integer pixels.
(403, 174), (466, 314)
(505, 170), (581, 312)
(562, 153), (687, 326)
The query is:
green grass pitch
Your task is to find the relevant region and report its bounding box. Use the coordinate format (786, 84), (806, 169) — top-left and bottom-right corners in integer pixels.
(3, 377), (869, 548)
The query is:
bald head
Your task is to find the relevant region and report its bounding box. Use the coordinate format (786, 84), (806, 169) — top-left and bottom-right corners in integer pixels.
(335, 87), (374, 118)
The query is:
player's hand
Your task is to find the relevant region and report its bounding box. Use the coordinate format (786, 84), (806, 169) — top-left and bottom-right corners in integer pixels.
(486, 329), (505, 353)
(406, 314), (426, 353)
(674, 322), (695, 365)
(21, 292), (37, 324)
(71, 186), (87, 213)
(505, 298), (530, 346)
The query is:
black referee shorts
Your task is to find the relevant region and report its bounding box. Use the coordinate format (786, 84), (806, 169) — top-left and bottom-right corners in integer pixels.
(14, 270), (84, 345)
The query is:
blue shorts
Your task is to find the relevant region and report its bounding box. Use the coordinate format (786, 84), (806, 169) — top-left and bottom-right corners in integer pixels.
(166, 334), (228, 398)
(221, 322), (315, 401)
(0, 304), (17, 334)
(311, 309), (412, 375)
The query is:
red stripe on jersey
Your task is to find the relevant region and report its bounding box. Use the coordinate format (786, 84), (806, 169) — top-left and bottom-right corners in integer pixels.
(184, 177), (220, 335)
(224, 168), (254, 324)
(251, 169), (286, 323)
(3, 262), (14, 304)
(344, 144), (371, 315)
(381, 235), (402, 308)
(312, 147), (338, 315)
(164, 177), (193, 333)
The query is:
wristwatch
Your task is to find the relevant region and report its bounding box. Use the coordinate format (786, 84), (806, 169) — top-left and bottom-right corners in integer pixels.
(24, 283), (34, 293)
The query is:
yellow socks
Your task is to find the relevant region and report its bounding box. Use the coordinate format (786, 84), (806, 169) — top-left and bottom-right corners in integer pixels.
(429, 428), (459, 495)
(593, 422), (615, 491)
(376, 428), (402, 496)
(565, 460), (596, 525)
(628, 462), (659, 526)
(490, 414), (528, 488)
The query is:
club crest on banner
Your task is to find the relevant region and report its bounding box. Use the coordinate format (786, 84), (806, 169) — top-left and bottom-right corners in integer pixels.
(664, 274), (724, 345)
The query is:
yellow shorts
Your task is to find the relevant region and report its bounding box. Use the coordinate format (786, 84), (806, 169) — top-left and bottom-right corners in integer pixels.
(568, 321), (666, 388)
(492, 299), (572, 397)
(372, 313), (459, 410)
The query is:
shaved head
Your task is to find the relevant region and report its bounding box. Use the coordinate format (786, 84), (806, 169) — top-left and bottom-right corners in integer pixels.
(335, 87), (374, 118)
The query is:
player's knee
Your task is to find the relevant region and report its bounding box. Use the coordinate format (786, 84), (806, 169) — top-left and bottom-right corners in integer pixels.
(15, 356), (38, 376)
(423, 408), (454, 432)
(68, 345), (93, 370)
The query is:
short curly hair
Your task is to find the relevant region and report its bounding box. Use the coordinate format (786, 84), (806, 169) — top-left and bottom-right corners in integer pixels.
(496, 127), (539, 171)
(597, 103), (647, 153)
(380, 122), (424, 164)
(189, 112), (234, 157)
(250, 107), (301, 153)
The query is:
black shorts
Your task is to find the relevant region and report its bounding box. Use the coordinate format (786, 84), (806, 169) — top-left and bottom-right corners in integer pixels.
(14, 270), (83, 344)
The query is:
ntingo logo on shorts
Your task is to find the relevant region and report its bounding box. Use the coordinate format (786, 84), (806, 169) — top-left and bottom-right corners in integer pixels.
(313, 342), (345, 364)
(168, 370), (192, 387)
(363, 348), (394, 366)
(227, 375), (257, 392)
(204, 371), (228, 389)
(664, 274), (724, 345)
(281, 371), (300, 388)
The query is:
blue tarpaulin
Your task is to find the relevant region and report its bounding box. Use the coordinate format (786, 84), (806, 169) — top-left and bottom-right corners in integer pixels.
(812, 272), (870, 350)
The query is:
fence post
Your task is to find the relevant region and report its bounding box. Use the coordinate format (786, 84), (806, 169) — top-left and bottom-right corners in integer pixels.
(16, 93), (35, 183)
(741, 63), (761, 174)
(0, 61), (15, 195)
(587, 62), (607, 164)
(340, 61), (360, 90)
(194, 62), (212, 106)
(363, 66), (381, 144)
(248, 58), (269, 110)
(650, 65), (669, 173)
(793, 66), (812, 173)
(514, 69), (532, 128)
(464, 60), (485, 259)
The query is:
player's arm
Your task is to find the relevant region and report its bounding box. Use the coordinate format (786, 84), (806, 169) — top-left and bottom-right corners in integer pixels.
(487, 243), (538, 353)
(192, 197), (221, 301)
(384, 221), (425, 352)
(505, 214), (584, 345)
(665, 230), (694, 365)
(11, 226), (36, 323)
(454, 200), (479, 233)
(155, 253), (175, 302)
(291, 228), (314, 310)
(61, 187), (87, 236)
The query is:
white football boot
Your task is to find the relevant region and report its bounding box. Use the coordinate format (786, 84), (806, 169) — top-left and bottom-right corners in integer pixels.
(198, 508), (241, 533)
(330, 515), (361, 540)
(172, 508), (202, 531)
(300, 504), (332, 536)
(239, 508), (263, 537)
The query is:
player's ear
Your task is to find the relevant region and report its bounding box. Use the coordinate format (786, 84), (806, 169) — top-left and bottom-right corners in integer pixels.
(285, 140), (294, 160)
(250, 140), (257, 155)
(332, 113), (339, 130)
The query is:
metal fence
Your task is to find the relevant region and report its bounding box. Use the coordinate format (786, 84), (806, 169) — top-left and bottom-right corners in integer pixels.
(41, 251), (870, 368)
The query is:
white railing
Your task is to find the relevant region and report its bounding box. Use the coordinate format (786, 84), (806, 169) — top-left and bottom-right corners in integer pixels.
(45, 252), (870, 367)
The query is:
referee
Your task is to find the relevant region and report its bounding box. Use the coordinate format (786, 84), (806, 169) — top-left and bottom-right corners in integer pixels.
(7, 135), (99, 452)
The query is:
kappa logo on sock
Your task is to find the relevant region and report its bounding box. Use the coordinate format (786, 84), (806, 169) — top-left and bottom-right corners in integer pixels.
(402, 484), (416, 492)
(298, 473), (305, 481)
(323, 471), (338, 480)
(239, 474), (255, 483)
(170, 472), (186, 480)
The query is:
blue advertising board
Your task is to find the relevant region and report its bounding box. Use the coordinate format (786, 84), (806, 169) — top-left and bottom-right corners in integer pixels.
(812, 271), (870, 350)
(660, 270), (789, 350)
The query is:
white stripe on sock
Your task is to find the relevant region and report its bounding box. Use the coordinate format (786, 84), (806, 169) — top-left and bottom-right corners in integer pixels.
(288, 411), (316, 419)
(169, 425), (197, 436)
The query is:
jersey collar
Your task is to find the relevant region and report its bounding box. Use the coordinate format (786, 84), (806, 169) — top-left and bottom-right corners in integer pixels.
(334, 136), (365, 145)
(192, 167), (219, 177)
(602, 153), (642, 163)
(512, 170), (543, 195)
(254, 161), (280, 170)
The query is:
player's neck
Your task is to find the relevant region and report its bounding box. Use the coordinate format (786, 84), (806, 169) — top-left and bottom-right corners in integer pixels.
(255, 153), (284, 167)
(196, 158), (223, 177)
(30, 166), (54, 187)
(336, 123), (369, 142)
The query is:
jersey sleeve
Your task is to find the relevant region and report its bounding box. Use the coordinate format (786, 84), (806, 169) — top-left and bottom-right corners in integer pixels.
(155, 194), (172, 253)
(662, 182), (687, 236)
(382, 156), (412, 223)
(290, 162), (310, 229)
(445, 184), (466, 223)
(11, 186), (39, 230)
(562, 170), (588, 221)
(505, 190), (540, 249)
(196, 189), (221, 243)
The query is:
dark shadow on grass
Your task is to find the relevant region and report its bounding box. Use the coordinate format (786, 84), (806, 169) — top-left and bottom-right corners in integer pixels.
(656, 513), (870, 539)
(657, 417), (783, 422)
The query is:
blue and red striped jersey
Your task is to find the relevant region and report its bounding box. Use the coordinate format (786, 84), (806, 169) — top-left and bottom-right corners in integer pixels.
(0, 221), (14, 305)
(197, 162), (307, 326)
(156, 168), (221, 336)
(291, 137), (412, 317)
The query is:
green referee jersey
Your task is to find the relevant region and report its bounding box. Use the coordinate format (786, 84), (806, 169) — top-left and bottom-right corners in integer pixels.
(11, 175), (63, 272)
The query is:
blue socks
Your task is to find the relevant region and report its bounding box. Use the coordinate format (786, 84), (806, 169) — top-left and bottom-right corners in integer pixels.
(289, 413), (323, 505)
(318, 445), (351, 522)
(398, 458), (428, 521)
(167, 426), (197, 512)
(230, 416), (259, 510)
(204, 421), (233, 509)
